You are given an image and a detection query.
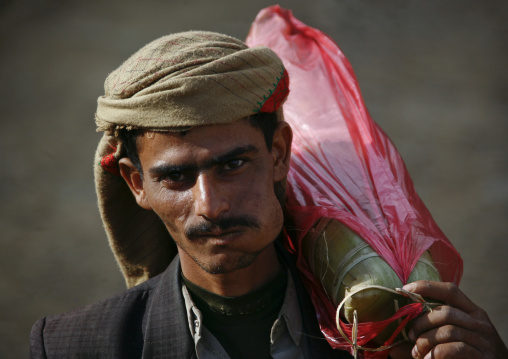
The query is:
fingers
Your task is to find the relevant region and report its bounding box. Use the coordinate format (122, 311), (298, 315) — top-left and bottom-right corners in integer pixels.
(402, 281), (478, 314)
(411, 325), (482, 358)
(408, 299), (491, 358)
(407, 306), (505, 358)
(409, 305), (479, 338)
(412, 341), (479, 359)
(399, 280), (508, 358)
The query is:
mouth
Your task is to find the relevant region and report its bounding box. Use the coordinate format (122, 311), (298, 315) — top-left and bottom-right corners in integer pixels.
(196, 229), (244, 244)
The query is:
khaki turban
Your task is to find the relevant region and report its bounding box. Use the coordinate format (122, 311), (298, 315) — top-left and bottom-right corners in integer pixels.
(93, 31), (289, 288)
(96, 31), (288, 131)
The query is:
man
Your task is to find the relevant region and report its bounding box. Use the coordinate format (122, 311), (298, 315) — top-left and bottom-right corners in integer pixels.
(30, 31), (507, 359)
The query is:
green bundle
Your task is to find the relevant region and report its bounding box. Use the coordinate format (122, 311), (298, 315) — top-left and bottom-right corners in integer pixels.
(301, 218), (440, 343)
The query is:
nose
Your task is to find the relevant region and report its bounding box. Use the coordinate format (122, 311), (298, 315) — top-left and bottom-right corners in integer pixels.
(193, 173), (230, 220)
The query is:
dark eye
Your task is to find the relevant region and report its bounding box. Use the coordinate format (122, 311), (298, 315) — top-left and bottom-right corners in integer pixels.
(163, 172), (184, 182)
(223, 159), (244, 171)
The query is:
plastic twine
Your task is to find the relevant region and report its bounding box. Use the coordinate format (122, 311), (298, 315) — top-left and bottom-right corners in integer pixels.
(335, 285), (440, 358)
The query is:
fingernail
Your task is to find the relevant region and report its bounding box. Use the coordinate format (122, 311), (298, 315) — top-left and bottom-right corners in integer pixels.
(403, 282), (416, 292)
(411, 345), (419, 359)
(423, 353), (432, 359)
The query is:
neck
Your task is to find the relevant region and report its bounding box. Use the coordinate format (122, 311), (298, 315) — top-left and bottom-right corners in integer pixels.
(179, 243), (281, 297)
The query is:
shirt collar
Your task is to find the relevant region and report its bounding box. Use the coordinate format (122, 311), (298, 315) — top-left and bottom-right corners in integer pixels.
(273, 268), (303, 346)
(182, 268), (303, 348)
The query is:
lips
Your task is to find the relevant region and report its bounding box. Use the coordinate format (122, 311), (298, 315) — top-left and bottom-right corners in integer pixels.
(195, 229), (244, 244)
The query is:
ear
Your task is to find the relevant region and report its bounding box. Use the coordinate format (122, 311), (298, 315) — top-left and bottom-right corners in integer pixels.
(118, 157), (152, 210)
(271, 121), (293, 182)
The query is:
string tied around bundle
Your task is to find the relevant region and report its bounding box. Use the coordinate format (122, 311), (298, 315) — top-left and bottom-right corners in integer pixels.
(335, 285), (441, 359)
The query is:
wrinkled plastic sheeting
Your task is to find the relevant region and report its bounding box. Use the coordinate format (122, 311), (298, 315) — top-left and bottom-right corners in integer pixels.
(247, 5), (462, 355)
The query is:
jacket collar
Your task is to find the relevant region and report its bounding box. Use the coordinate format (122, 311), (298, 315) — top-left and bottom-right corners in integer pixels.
(142, 256), (196, 359)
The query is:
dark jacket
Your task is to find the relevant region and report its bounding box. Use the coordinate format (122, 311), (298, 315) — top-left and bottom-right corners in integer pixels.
(30, 247), (350, 358)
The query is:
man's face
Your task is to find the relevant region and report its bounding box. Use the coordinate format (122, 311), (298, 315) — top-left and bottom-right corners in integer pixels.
(121, 118), (291, 275)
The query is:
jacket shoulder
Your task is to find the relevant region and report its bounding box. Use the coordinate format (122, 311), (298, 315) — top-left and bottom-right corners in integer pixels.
(30, 275), (159, 358)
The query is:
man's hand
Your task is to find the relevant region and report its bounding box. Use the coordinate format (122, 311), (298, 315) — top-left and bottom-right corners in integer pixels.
(389, 280), (508, 359)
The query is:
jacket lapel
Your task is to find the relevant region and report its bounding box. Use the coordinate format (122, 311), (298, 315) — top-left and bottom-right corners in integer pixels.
(142, 257), (196, 358)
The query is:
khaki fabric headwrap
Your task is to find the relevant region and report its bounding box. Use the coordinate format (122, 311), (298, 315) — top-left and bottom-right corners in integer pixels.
(93, 31), (289, 288)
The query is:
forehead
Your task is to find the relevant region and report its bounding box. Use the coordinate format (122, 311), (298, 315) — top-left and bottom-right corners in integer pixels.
(136, 118), (265, 164)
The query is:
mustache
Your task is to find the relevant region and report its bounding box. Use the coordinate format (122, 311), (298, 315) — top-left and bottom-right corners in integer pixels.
(185, 216), (260, 239)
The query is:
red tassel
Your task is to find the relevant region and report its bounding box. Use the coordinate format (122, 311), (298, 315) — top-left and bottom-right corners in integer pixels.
(101, 152), (121, 176)
(260, 68), (289, 113)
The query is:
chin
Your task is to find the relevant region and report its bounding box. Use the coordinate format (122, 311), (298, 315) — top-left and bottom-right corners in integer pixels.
(197, 251), (262, 275)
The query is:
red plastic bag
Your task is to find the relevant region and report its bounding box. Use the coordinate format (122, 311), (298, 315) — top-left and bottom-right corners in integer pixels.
(247, 6), (463, 358)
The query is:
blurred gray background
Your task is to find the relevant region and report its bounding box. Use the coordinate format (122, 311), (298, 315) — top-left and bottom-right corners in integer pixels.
(1, 0), (506, 357)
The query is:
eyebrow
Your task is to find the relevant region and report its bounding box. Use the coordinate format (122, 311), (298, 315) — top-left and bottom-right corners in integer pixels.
(148, 144), (260, 176)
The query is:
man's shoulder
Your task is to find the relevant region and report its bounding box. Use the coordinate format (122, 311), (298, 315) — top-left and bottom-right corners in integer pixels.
(30, 257), (191, 359)
(30, 275), (158, 358)
(39, 274), (157, 327)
